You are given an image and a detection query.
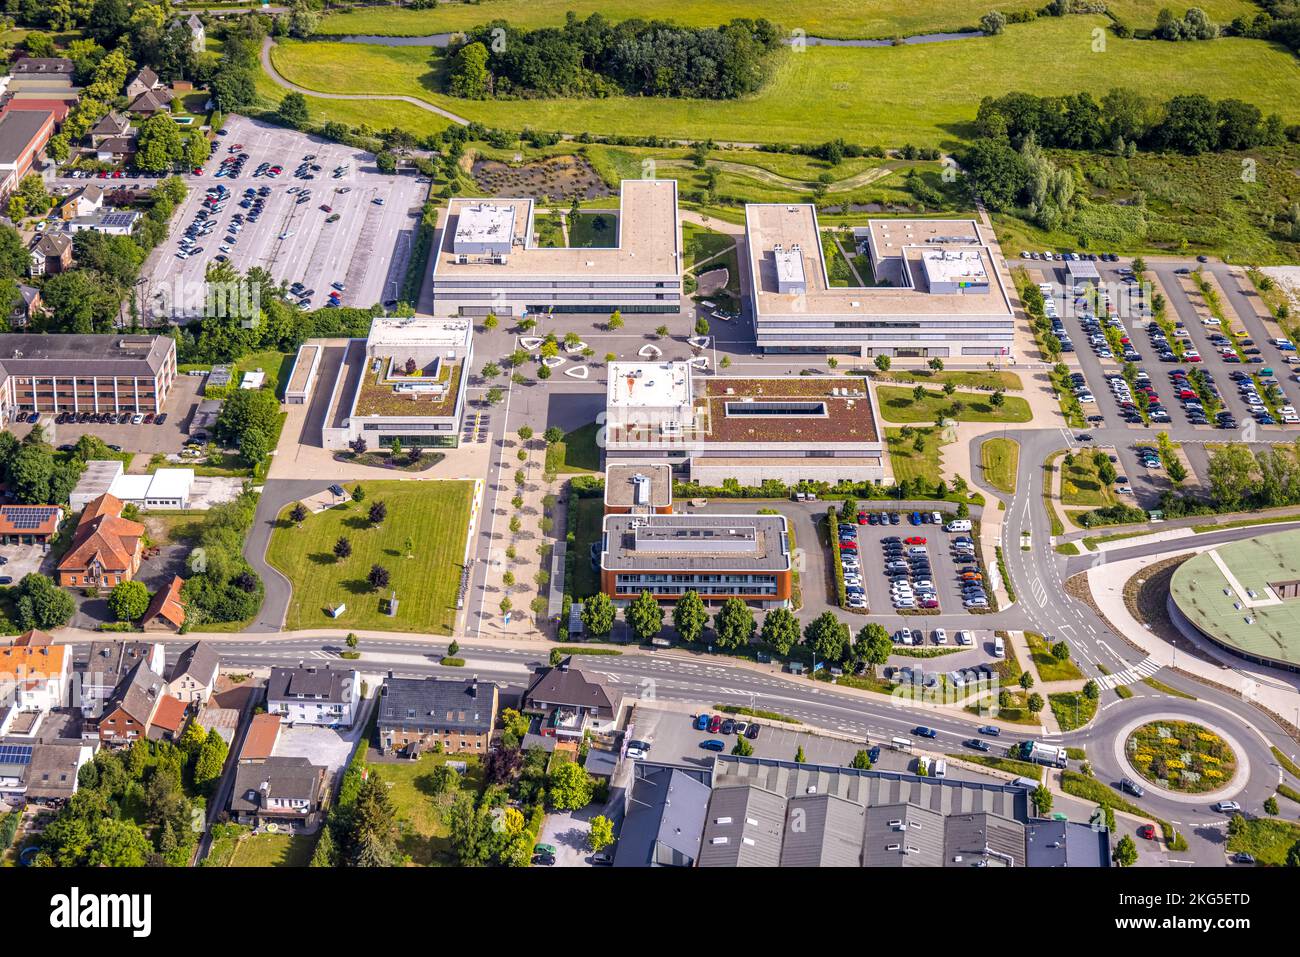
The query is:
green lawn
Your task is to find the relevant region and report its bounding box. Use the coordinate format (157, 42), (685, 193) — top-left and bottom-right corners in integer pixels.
(1026, 631), (1085, 682)
(568, 211), (618, 248)
(317, 0), (1257, 41)
(1049, 691), (1098, 732)
(682, 220), (736, 271)
(947, 753), (1043, 780)
(1060, 454), (1115, 509)
(204, 825), (316, 866)
(885, 426), (944, 485)
(880, 370), (1022, 391)
(369, 752), (484, 866)
(270, 18), (1299, 148)
(981, 437), (1019, 494)
(875, 386), (1032, 424)
(1227, 817), (1300, 866)
(545, 422), (600, 474)
(266, 481), (474, 632)
(569, 495), (605, 599)
(233, 351), (295, 399)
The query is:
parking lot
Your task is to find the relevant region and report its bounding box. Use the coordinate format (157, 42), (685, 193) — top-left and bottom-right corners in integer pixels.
(1026, 256), (1300, 504)
(627, 704), (1010, 785)
(837, 508), (985, 616)
(4, 376), (203, 456)
(143, 114), (429, 314)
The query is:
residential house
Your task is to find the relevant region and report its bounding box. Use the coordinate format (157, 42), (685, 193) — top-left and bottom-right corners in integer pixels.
(124, 67), (163, 101)
(94, 135), (137, 164)
(0, 738), (95, 806)
(166, 640), (219, 704)
(60, 184), (104, 220)
(0, 631), (70, 715)
(238, 713), (281, 763)
(0, 504), (63, 545)
(522, 656), (621, 741)
(144, 576), (188, 634)
(88, 111), (129, 147)
(27, 230), (71, 277)
(96, 659), (168, 745)
(127, 87), (173, 117)
(23, 739), (96, 806)
(67, 210), (142, 236)
(229, 756), (327, 831)
(80, 640), (165, 719)
(56, 493), (145, 591)
(147, 693), (188, 742)
(376, 674), (498, 756)
(10, 283), (41, 327)
(181, 14), (205, 55)
(266, 665), (360, 728)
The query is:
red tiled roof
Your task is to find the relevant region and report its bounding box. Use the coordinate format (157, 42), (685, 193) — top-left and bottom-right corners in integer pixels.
(58, 493), (144, 575)
(240, 713), (281, 761)
(151, 694), (188, 734)
(143, 576), (186, 629)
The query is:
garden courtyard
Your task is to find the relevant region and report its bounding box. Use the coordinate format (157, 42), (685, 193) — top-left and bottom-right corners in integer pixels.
(266, 480), (474, 633)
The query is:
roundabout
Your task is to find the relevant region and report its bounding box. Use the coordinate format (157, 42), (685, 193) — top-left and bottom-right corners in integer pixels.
(1109, 713), (1249, 805)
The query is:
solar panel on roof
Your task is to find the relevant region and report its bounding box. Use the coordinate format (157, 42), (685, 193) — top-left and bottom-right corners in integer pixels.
(0, 744), (33, 765)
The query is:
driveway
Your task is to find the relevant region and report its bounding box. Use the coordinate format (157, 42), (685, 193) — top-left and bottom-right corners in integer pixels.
(243, 478), (339, 632)
(537, 805), (603, 867)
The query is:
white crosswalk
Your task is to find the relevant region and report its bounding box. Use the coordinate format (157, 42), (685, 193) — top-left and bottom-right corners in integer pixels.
(1093, 656), (1160, 690)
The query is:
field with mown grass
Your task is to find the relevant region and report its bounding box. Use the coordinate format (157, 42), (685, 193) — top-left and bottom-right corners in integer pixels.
(981, 438), (1020, 494)
(875, 386), (1032, 424)
(266, 481), (473, 633)
(268, 19), (1300, 148)
(317, 0), (1258, 41)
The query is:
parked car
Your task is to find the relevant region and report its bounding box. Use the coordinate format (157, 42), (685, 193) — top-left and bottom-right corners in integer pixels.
(699, 739), (725, 752)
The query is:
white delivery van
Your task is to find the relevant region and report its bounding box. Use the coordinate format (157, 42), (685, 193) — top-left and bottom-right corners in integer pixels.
(933, 759), (948, 779)
(994, 635), (1006, 658)
(945, 519), (972, 533)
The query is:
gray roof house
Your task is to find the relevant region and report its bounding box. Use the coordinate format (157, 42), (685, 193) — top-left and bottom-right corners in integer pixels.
(613, 762), (712, 868)
(229, 756), (326, 831)
(266, 664), (360, 728)
(523, 656), (621, 739)
(167, 641), (220, 705)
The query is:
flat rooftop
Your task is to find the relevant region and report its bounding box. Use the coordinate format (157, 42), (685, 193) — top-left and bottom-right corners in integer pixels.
(608, 362), (692, 411)
(352, 355), (463, 419)
(700, 377), (878, 444)
(287, 343), (321, 395)
(604, 464), (672, 509)
(1170, 530), (1300, 669)
(602, 513), (790, 572)
(366, 317), (472, 351)
(434, 179), (681, 280)
(746, 207), (1013, 319)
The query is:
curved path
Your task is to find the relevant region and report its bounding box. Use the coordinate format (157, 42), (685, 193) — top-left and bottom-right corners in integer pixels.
(656, 158), (906, 194)
(259, 36), (470, 127)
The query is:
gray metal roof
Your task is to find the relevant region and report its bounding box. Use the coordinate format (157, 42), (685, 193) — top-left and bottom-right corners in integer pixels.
(697, 784), (786, 867)
(780, 793), (866, 867)
(601, 512), (791, 572)
(943, 811), (1027, 867)
(169, 641), (219, 687)
(377, 675), (495, 733)
(863, 802), (947, 867)
(614, 763), (711, 868)
(523, 658), (618, 716)
(1025, 819), (1112, 868)
(0, 109), (52, 165)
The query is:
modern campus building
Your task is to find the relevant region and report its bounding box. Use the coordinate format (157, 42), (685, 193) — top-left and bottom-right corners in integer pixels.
(603, 361), (887, 486)
(430, 179), (682, 317)
(743, 207), (1016, 358)
(316, 316), (473, 450)
(1167, 529), (1300, 673)
(600, 511), (793, 607)
(0, 333), (178, 424)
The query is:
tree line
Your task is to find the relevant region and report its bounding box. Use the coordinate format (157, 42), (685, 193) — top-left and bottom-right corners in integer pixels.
(972, 88), (1289, 157)
(448, 13), (783, 101)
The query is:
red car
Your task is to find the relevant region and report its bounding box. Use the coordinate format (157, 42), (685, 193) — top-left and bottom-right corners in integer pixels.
(856, 512), (868, 525)
(708, 714), (724, 733)
(320, 204), (333, 213)
(839, 541), (857, 551)
(1137, 824), (1156, 840)
(904, 536), (926, 545)
(192, 167), (203, 175)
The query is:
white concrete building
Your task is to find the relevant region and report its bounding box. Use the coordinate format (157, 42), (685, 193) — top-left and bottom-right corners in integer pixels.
(430, 179), (682, 317)
(71, 462), (194, 510)
(745, 208), (1016, 358)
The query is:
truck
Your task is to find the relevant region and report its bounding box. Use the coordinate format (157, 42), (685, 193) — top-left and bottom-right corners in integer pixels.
(1023, 740), (1068, 769)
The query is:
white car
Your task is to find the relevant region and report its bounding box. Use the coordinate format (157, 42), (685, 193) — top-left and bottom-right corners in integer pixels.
(964, 597), (989, 609)
(932, 628), (947, 644)
(1116, 485), (1134, 495)
(893, 598), (916, 608)
(956, 630), (973, 646)
(625, 740), (651, 759)
(1213, 801), (1241, 813)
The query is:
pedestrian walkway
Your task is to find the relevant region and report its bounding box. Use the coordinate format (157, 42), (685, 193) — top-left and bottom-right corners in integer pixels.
(1093, 656), (1160, 690)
